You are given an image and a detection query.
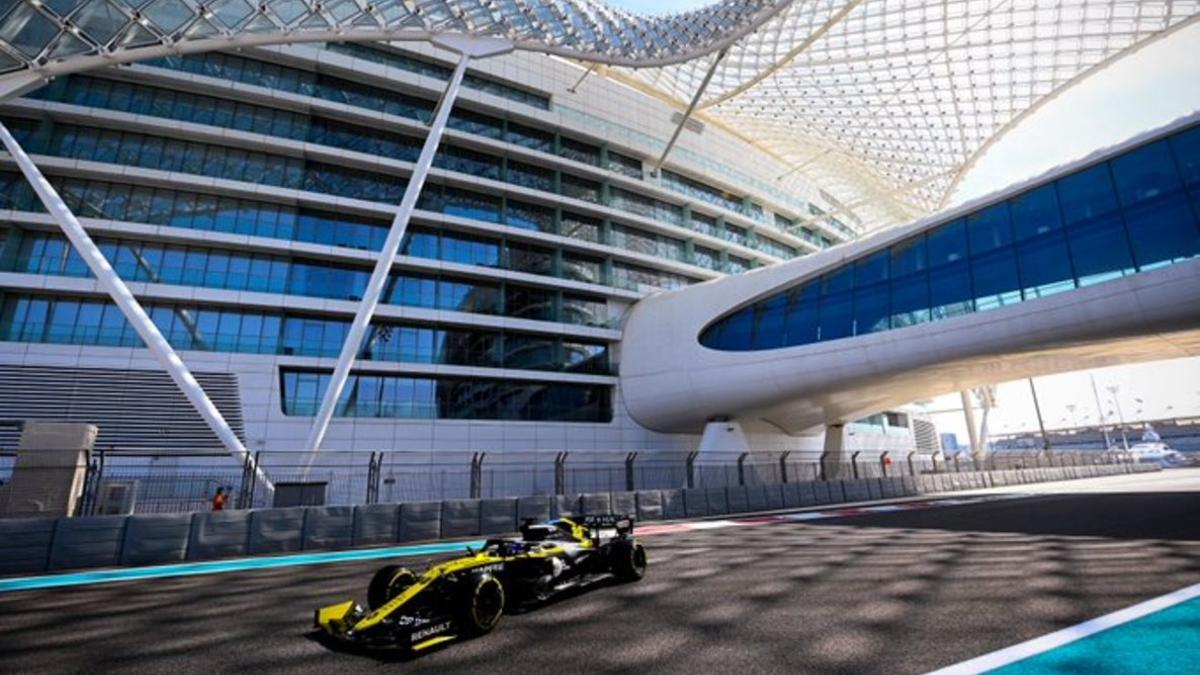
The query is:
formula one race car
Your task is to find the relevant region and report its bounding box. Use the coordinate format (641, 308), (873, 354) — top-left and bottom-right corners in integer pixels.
(314, 515), (646, 652)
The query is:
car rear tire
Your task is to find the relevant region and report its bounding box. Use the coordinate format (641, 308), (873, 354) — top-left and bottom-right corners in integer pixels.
(612, 540), (647, 581)
(367, 565), (417, 609)
(457, 573), (505, 636)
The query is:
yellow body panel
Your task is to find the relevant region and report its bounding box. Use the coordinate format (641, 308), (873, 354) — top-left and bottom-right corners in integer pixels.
(315, 600), (357, 633)
(411, 635), (457, 651)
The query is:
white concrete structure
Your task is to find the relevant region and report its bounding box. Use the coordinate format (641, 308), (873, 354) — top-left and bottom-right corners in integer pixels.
(623, 113), (1200, 436)
(0, 1), (1196, 475)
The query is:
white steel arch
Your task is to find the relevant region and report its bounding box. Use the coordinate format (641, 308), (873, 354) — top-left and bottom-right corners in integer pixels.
(1, 1), (1196, 230)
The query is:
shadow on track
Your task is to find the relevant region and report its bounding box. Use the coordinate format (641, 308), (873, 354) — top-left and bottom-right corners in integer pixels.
(807, 492), (1200, 541)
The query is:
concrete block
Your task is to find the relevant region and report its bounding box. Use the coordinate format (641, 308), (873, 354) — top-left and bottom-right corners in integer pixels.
(781, 483), (803, 509)
(764, 484), (784, 511)
(917, 475), (936, 493)
(746, 484), (769, 512)
(554, 494), (581, 518)
(398, 501), (442, 542)
(580, 492), (612, 515)
(303, 506), (354, 550)
(517, 495), (551, 523)
(611, 491), (637, 517)
(249, 508), (306, 554)
(795, 482), (817, 506)
(0, 517), (55, 573)
(441, 499), (482, 539)
(812, 481), (835, 504)
(49, 515), (127, 570)
(121, 513), (191, 566)
(660, 489), (686, 520)
(353, 504), (399, 546)
(706, 487), (729, 515)
(683, 488), (709, 518)
(842, 480), (870, 502)
(188, 510), (251, 560)
(866, 479), (883, 500)
(725, 486), (750, 514)
(5, 422), (94, 518)
(635, 490), (663, 521)
(480, 498), (517, 535)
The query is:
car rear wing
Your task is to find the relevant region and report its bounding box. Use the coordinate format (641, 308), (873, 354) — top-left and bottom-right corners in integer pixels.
(580, 514), (635, 535)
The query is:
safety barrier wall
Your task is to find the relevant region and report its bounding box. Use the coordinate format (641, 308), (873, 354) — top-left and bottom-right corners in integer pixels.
(0, 463), (1160, 575)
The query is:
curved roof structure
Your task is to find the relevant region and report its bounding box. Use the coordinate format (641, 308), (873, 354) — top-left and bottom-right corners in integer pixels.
(0, 0), (1197, 230)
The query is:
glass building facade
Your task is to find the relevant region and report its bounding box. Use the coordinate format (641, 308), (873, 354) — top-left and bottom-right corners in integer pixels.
(0, 41), (846, 432)
(702, 121), (1200, 351)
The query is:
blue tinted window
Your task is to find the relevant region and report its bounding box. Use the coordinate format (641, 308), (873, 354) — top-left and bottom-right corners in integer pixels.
(927, 219), (967, 266)
(1057, 164), (1121, 223)
(853, 282), (889, 335)
(1109, 142), (1200, 269)
(890, 236), (926, 276)
(817, 288), (853, 341)
(890, 273), (930, 327)
(971, 247), (1021, 311)
(782, 286), (819, 347)
(967, 202), (1013, 254)
(708, 306), (754, 350)
(1010, 184), (1062, 241)
(930, 261), (972, 320)
(854, 250), (889, 285)
(751, 295), (788, 350)
(1169, 125), (1200, 190)
(821, 267), (854, 295)
(1017, 231), (1075, 299)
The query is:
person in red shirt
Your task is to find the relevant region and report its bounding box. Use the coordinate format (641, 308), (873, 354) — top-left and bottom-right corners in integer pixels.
(212, 486), (227, 511)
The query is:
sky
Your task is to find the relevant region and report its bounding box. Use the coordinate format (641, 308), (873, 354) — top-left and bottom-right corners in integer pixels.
(606, 2), (1200, 443)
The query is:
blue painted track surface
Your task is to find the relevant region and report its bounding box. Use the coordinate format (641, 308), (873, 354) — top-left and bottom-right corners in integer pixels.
(0, 539), (484, 593)
(993, 597), (1200, 674)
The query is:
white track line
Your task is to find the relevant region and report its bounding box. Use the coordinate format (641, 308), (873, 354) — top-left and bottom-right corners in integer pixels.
(925, 581), (1200, 674)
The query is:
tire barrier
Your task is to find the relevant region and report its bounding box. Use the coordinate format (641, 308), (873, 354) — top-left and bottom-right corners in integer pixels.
(0, 463), (1159, 575)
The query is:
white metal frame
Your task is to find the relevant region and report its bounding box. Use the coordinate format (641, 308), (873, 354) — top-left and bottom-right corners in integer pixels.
(302, 36), (514, 459)
(0, 121), (271, 489)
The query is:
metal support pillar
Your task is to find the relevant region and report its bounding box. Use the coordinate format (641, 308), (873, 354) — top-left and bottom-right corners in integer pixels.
(850, 450), (861, 479)
(652, 48), (728, 172)
(960, 390), (982, 467)
(685, 451), (699, 489)
(0, 121), (270, 491)
(567, 63), (596, 93)
(907, 451), (916, 477)
(779, 451), (791, 483)
(304, 37), (513, 460)
(880, 451), (890, 478)
(624, 452), (638, 492)
(736, 452), (748, 486)
(469, 452), (486, 500)
(554, 452), (568, 495)
(821, 423), (847, 480)
(1029, 378), (1052, 454)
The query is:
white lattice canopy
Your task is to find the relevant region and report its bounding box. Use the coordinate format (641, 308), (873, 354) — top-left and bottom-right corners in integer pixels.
(0, 0), (1197, 229)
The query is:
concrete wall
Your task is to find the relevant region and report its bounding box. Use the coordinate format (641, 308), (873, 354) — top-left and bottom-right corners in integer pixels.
(0, 463), (1156, 575)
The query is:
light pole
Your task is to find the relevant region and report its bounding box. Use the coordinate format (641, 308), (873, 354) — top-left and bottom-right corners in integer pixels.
(1028, 378), (1051, 454)
(1107, 384), (1130, 450)
(1090, 375), (1113, 449)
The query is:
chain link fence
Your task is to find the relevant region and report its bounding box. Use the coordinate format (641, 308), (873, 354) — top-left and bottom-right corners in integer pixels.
(0, 446), (1138, 517)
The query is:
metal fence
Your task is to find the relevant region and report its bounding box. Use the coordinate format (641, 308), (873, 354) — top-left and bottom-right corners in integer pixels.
(0, 446), (1136, 517)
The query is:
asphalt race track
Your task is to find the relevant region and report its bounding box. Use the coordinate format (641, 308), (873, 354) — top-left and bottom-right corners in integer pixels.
(1, 473), (1198, 675)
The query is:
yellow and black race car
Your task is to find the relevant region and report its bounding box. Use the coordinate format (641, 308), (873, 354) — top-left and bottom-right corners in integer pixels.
(314, 514), (646, 652)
